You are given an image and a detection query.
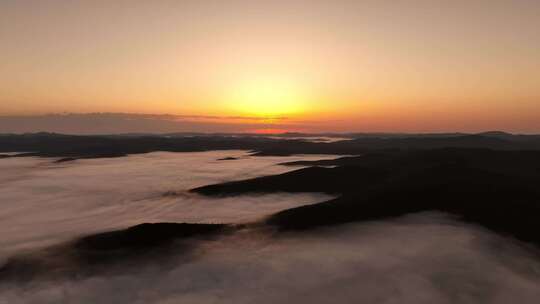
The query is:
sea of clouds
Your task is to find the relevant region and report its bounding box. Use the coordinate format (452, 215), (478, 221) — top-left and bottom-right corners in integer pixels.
(0, 151), (539, 303)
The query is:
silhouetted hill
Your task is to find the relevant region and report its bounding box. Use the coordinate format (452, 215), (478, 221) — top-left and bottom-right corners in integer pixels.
(0, 223), (229, 282)
(477, 131), (513, 138)
(75, 223), (227, 252)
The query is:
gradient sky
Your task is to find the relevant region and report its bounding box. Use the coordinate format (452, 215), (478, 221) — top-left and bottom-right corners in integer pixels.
(1, 0), (540, 133)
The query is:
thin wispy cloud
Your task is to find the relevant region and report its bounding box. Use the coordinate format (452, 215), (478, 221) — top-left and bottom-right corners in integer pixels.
(0, 113), (305, 134)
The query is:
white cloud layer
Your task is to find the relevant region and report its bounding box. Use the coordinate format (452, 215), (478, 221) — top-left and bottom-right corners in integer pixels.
(2, 214), (540, 303)
(0, 152), (539, 303)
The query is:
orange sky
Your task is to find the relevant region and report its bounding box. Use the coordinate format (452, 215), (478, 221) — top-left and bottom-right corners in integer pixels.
(1, 0), (539, 133)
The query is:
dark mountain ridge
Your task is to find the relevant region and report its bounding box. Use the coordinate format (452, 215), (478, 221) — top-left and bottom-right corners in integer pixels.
(193, 148), (540, 246)
(1, 132), (540, 160)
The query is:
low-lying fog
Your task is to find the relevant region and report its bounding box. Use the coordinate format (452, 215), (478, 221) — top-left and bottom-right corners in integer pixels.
(1, 152), (539, 303)
(2, 214), (540, 303)
(0, 151), (336, 258)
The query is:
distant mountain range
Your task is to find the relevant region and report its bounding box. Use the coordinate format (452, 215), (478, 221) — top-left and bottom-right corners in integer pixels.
(2, 132), (540, 161)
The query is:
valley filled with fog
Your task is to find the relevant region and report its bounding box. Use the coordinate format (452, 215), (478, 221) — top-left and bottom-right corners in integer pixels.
(1, 151), (539, 303)
(0, 151), (336, 258)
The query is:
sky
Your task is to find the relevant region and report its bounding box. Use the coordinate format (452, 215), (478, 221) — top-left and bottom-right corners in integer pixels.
(1, 0), (539, 133)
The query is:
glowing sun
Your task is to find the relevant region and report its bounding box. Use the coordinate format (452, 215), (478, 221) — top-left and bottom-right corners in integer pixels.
(222, 77), (309, 118)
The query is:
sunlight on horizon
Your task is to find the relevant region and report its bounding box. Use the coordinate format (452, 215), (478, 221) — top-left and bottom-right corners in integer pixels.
(1, 0), (539, 132)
